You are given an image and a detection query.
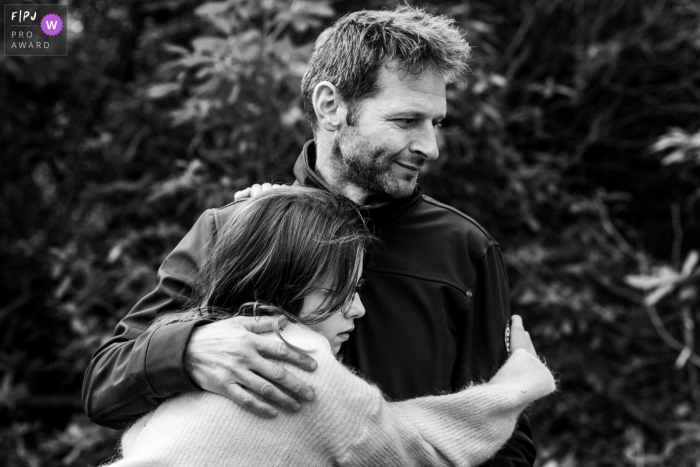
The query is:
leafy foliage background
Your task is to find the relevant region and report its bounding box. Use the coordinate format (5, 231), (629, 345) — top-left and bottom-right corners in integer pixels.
(1, 0), (699, 465)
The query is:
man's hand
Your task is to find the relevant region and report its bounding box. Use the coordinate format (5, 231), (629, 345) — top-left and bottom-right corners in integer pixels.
(234, 183), (283, 201)
(185, 315), (317, 418)
(510, 315), (538, 358)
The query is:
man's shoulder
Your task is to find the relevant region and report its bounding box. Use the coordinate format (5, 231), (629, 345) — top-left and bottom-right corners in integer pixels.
(212, 198), (247, 215)
(415, 194), (499, 251)
(200, 199), (248, 235)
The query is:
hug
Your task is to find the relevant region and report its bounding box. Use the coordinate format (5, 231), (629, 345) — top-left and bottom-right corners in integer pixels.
(84, 6), (556, 466)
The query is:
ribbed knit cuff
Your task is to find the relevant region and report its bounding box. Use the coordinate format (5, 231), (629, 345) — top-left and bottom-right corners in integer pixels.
(495, 349), (557, 401)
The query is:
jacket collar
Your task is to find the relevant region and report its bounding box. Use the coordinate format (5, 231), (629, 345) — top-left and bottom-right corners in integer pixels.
(293, 140), (422, 226)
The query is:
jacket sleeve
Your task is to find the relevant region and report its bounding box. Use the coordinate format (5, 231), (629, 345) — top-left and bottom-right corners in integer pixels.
(454, 242), (537, 466)
(344, 350), (555, 467)
(82, 209), (217, 429)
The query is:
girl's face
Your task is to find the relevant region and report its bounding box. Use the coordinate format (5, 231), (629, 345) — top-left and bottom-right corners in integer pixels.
(302, 258), (366, 354)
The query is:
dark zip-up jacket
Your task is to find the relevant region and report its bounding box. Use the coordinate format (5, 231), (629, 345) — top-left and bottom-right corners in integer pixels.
(82, 141), (535, 466)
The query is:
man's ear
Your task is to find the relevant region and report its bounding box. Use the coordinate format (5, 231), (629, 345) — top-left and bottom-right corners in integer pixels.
(313, 81), (347, 132)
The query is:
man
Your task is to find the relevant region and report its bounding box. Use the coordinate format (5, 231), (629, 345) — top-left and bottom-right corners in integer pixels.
(83, 6), (536, 465)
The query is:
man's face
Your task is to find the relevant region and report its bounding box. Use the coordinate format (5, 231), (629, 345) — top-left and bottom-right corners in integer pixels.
(331, 65), (446, 199)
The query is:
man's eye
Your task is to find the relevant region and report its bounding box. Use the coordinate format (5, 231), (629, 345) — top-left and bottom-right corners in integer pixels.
(433, 122), (442, 128)
(397, 119), (415, 126)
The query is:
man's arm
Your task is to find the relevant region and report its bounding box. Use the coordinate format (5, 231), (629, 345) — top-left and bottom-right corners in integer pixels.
(82, 208), (317, 429)
(458, 242), (537, 466)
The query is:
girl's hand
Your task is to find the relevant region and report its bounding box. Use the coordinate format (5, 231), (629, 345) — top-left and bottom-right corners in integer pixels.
(234, 183), (284, 201)
(510, 315), (538, 358)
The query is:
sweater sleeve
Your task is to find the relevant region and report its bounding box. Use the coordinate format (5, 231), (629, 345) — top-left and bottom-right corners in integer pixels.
(343, 349), (555, 467)
(82, 209), (217, 428)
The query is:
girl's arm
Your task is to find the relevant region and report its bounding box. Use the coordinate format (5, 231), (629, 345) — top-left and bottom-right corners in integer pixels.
(334, 349), (555, 466)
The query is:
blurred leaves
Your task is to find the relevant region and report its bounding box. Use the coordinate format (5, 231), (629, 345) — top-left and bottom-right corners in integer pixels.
(625, 250), (699, 305)
(651, 128), (700, 166)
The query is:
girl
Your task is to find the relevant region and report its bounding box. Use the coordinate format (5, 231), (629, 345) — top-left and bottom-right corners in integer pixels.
(109, 187), (554, 466)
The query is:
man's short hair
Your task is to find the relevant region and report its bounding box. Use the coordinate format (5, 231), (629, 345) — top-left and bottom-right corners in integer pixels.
(301, 5), (471, 130)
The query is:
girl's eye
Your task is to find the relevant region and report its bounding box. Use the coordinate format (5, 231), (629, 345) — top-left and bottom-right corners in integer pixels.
(355, 277), (365, 294)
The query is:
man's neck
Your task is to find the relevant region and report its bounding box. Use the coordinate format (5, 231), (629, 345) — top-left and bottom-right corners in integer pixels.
(314, 139), (371, 205)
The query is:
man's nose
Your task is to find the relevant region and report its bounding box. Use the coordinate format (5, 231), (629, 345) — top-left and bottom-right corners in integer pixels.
(410, 123), (440, 161)
(346, 293), (366, 319)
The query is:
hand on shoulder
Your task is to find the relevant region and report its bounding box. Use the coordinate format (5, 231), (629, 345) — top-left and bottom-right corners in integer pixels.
(185, 315), (318, 418)
(234, 183), (284, 201)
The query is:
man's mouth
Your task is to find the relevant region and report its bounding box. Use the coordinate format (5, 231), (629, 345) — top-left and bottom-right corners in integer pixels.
(394, 161), (421, 172)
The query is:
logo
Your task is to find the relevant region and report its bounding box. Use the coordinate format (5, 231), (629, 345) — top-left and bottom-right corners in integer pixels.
(504, 318), (511, 355)
(40, 13), (63, 37)
(5, 4), (68, 56)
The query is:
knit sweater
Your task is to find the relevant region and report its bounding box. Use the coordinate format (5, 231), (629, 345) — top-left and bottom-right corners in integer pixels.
(108, 324), (555, 467)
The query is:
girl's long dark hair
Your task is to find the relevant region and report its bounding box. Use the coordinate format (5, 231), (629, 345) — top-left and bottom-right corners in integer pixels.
(151, 186), (375, 330)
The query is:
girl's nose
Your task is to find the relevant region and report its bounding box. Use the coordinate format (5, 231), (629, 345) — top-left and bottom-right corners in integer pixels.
(344, 293), (366, 319)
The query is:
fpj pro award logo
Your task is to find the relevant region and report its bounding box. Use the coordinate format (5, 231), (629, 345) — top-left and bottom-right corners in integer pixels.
(5, 4), (67, 56)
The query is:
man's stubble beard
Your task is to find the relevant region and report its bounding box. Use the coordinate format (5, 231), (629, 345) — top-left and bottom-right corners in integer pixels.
(330, 127), (417, 199)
